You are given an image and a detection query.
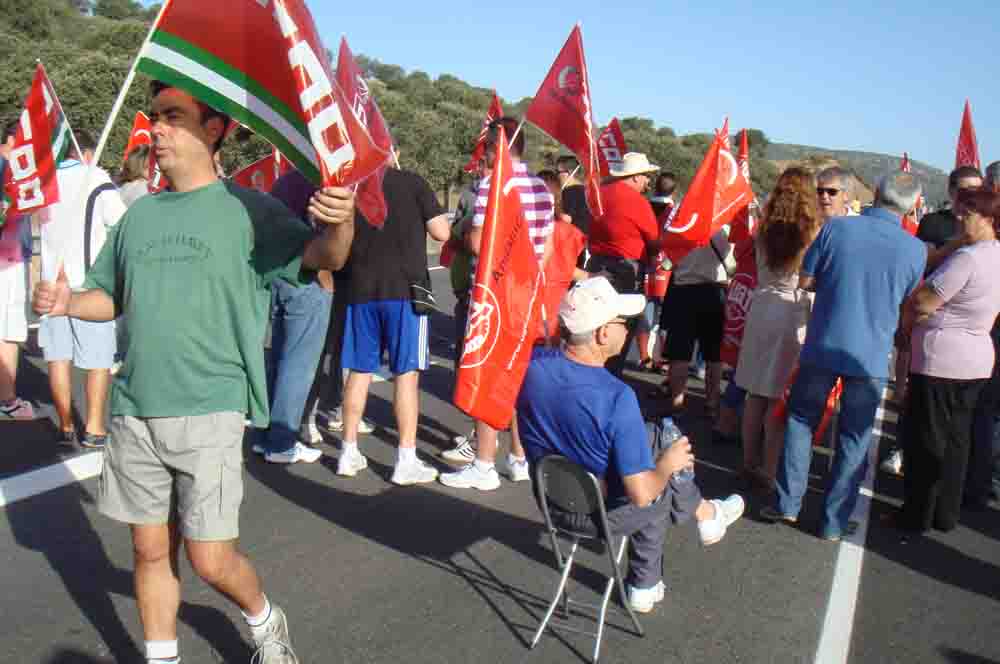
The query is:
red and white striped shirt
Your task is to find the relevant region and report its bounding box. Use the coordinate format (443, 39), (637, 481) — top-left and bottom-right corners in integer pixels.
(471, 161), (554, 263)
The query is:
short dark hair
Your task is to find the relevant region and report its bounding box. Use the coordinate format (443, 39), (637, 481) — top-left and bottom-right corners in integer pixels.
(486, 116), (525, 157)
(75, 129), (97, 154)
(537, 169), (559, 188)
(149, 80), (231, 153)
(556, 155), (578, 172)
(948, 165), (983, 192)
(2, 118), (19, 143)
(656, 172), (676, 197)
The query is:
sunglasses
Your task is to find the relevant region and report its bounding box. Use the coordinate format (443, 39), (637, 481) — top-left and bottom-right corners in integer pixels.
(817, 187), (842, 197)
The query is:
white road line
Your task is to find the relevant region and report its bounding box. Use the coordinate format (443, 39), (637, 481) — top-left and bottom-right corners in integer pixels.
(0, 452), (103, 508)
(813, 387), (888, 664)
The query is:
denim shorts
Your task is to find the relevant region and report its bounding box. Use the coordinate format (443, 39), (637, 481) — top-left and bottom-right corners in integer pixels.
(39, 314), (116, 369)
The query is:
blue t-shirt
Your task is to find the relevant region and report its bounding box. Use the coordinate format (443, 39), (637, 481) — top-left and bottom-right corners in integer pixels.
(800, 207), (926, 377)
(516, 347), (654, 504)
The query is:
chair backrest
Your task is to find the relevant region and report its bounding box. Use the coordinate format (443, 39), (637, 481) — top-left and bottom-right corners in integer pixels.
(535, 455), (604, 516)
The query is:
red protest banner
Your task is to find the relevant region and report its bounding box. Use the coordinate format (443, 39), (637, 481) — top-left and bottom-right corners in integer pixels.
(596, 117), (627, 178)
(465, 92), (503, 173)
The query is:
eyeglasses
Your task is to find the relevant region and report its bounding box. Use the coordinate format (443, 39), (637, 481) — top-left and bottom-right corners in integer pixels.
(817, 187), (842, 197)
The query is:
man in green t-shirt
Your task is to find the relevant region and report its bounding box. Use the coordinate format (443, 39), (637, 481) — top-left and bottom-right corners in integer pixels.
(33, 82), (356, 664)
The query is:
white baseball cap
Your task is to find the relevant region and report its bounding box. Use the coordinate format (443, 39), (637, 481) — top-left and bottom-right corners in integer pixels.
(559, 277), (646, 335)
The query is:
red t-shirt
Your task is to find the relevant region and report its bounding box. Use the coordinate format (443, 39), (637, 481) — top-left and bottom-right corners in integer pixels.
(588, 180), (659, 260)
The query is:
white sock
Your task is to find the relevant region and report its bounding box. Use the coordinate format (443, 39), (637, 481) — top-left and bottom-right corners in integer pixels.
(145, 640), (178, 661)
(397, 446), (417, 464)
(508, 453), (526, 464)
(474, 459), (494, 473)
(242, 595), (271, 628)
(342, 441), (358, 455)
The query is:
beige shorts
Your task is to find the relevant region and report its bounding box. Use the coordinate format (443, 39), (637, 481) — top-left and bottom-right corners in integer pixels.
(98, 412), (245, 541)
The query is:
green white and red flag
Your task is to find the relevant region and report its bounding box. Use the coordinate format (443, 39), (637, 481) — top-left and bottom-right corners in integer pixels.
(336, 36), (391, 226)
(464, 91), (503, 173)
(3, 63), (72, 224)
(135, 0), (390, 198)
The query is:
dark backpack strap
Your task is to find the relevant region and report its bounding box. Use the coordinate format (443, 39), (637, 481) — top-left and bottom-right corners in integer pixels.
(84, 183), (117, 269)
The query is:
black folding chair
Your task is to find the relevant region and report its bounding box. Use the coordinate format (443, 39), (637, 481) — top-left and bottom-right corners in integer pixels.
(530, 455), (644, 663)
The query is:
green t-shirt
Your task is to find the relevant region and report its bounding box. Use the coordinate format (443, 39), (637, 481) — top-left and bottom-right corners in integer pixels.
(83, 180), (314, 427)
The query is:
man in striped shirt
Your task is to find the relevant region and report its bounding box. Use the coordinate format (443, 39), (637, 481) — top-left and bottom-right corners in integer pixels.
(440, 117), (555, 492)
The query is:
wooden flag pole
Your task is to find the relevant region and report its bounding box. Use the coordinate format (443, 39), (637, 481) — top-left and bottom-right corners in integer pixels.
(560, 164), (581, 190)
(508, 117), (525, 149)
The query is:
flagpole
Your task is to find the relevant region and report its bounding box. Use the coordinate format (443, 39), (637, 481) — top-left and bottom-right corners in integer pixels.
(508, 117), (525, 149)
(560, 164), (580, 190)
(91, 0), (171, 169)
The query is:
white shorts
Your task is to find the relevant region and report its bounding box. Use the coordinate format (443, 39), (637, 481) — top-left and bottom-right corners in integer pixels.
(0, 260), (28, 343)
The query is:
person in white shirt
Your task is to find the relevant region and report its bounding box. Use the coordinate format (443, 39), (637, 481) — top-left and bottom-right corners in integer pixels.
(38, 131), (127, 447)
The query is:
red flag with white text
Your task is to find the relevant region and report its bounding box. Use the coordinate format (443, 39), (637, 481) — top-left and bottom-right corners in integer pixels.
(136, 0), (390, 192)
(524, 25), (603, 216)
(337, 36), (392, 227)
(2, 64), (69, 223)
(453, 125), (543, 430)
(955, 99), (981, 171)
(465, 92), (503, 173)
(596, 117), (627, 178)
(727, 129), (756, 245)
(233, 148), (292, 192)
(899, 152), (919, 235)
(661, 119), (753, 266)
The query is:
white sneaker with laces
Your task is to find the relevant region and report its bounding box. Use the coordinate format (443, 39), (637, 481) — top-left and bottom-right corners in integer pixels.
(505, 455), (530, 482)
(301, 419), (323, 444)
(626, 580), (665, 614)
(442, 435), (476, 463)
(326, 415), (375, 435)
(336, 448), (368, 476)
(440, 463), (501, 491)
(391, 457), (439, 485)
(697, 494), (745, 546)
(265, 442), (322, 464)
(250, 604), (299, 664)
(880, 448), (903, 476)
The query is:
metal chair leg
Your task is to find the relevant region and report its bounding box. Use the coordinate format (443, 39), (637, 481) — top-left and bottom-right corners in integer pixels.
(610, 535), (644, 638)
(530, 539), (579, 649)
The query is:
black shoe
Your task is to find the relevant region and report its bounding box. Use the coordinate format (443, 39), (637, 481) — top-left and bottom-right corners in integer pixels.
(57, 429), (78, 446)
(759, 505), (797, 524)
(80, 432), (108, 449)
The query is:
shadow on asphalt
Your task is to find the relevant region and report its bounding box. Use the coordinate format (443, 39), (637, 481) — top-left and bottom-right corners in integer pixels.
(939, 648), (1000, 663)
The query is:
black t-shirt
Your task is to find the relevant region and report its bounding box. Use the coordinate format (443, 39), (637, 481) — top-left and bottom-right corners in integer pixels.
(344, 168), (444, 304)
(561, 184), (593, 236)
(916, 209), (958, 249)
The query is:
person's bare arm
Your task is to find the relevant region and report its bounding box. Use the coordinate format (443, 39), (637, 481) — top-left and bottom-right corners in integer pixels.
(466, 225), (483, 256)
(33, 272), (116, 322)
(426, 213), (451, 242)
(798, 274), (816, 292)
(302, 187), (355, 272)
(621, 436), (693, 507)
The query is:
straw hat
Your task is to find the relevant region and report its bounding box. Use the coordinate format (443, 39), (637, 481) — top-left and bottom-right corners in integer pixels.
(609, 152), (660, 178)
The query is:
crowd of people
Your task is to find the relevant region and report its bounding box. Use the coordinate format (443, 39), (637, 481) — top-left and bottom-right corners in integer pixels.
(2, 80), (999, 663)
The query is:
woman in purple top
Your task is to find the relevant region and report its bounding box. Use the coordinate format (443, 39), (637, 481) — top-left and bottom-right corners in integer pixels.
(897, 194), (1000, 532)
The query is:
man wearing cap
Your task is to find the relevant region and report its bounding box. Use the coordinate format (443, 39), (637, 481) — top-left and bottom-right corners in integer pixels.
(586, 152), (661, 376)
(517, 277), (745, 613)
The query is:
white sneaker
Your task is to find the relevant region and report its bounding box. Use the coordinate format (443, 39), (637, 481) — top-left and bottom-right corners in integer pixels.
(880, 448), (903, 476)
(303, 420), (324, 445)
(336, 448), (368, 476)
(442, 435), (477, 463)
(440, 463), (501, 491)
(697, 494), (745, 546)
(265, 442), (323, 464)
(391, 458), (439, 485)
(252, 443), (266, 455)
(626, 580), (666, 614)
(326, 415), (375, 435)
(504, 455), (531, 482)
(250, 604), (298, 664)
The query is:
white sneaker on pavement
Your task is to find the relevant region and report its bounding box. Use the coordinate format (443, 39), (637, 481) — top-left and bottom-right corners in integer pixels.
(504, 455), (530, 482)
(326, 415), (375, 435)
(880, 448), (904, 476)
(250, 604), (299, 664)
(442, 435), (476, 463)
(303, 419), (324, 445)
(626, 580), (665, 614)
(697, 494), (745, 546)
(265, 442), (323, 464)
(336, 448), (368, 477)
(440, 463), (501, 491)
(391, 457), (439, 485)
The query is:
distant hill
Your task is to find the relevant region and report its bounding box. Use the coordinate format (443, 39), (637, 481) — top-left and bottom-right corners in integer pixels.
(767, 143), (949, 207)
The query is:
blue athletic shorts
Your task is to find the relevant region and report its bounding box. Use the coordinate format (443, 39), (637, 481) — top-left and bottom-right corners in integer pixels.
(341, 300), (429, 375)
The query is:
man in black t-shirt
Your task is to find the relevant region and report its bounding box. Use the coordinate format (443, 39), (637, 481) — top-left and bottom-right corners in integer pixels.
(557, 154), (593, 236)
(918, 165), (983, 273)
(336, 166), (451, 485)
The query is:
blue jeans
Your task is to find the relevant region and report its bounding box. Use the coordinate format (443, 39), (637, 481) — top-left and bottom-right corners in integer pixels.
(263, 280), (332, 454)
(775, 364), (885, 538)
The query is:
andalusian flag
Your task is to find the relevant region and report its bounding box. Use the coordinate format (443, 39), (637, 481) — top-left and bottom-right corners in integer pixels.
(3, 63), (71, 224)
(135, 0), (389, 188)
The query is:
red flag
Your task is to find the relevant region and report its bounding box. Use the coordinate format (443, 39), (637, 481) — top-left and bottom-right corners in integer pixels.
(596, 117), (627, 178)
(3, 64), (67, 222)
(122, 111), (152, 163)
(453, 125), (543, 430)
(524, 25), (603, 216)
(661, 119), (753, 266)
(772, 368), (842, 446)
(899, 152), (919, 235)
(465, 92), (503, 173)
(233, 148), (292, 192)
(955, 100), (981, 171)
(727, 129), (756, 245)
(337, 36), (392, 227)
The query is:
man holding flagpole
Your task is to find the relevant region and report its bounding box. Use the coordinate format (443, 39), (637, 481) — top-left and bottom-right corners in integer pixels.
(34, 81), (357, 664)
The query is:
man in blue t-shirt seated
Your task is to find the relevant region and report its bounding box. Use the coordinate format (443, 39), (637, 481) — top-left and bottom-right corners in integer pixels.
(517, 277), (745, 614)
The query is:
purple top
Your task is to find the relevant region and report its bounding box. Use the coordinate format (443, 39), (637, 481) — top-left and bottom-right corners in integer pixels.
(911, 240), (1000, 380)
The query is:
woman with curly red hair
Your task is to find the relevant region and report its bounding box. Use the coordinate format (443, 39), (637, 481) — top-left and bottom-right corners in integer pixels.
(733, 167), (824, 489)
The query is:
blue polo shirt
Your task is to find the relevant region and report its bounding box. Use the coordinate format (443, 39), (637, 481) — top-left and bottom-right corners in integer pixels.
(800, 207), (926, 377)
(517, 347), (655, 506)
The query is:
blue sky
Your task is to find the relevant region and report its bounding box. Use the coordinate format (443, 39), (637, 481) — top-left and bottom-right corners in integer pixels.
(149, 1), (999, 171)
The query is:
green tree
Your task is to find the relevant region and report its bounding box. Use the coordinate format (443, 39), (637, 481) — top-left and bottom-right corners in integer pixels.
(93, 0), (143, 20)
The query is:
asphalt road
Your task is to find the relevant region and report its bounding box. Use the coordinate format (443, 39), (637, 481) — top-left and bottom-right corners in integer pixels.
(1, 263), (998, 664)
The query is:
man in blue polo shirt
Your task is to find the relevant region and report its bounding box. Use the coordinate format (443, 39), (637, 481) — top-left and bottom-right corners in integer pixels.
(762, 172), (926, 541)
(517, 277), (744, 613)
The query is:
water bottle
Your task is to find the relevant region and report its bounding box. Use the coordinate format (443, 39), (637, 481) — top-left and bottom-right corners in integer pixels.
(660, 416), (694, 482)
